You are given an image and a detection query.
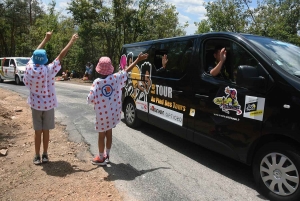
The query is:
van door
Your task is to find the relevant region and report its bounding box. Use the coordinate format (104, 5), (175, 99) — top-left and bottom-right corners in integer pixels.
(190, 36), (270, 162)
(2, 58), (11, 79)
(147, 39), (194, 140)
(9, 59), (16, 79)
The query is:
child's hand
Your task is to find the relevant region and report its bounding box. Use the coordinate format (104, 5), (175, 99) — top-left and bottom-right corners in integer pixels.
(45, 30), (53, 41)
(137, 52), (148, 61)
(71, 33), (79, 42)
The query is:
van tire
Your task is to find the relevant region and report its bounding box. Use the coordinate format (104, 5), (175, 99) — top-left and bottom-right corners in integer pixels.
(15, 76), (21, 85)
(0, 76), (3, 83)
(124, 99), (141, 128)
(253, 142), (300, 201)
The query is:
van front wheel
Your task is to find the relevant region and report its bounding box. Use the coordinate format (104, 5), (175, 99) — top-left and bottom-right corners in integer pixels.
(124, 99), (141, 128)
(0, 76), (3, 83)
(253, 142), (300, 201)
(15, 76), (21, 85)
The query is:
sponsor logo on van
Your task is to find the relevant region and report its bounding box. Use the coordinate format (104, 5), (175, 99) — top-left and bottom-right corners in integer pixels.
(150, 105), (165, 115)
(149, 103), (183, 126)
(243, 96), (265, 121)
(136, 100), (148, 112)
(245, 102), (257, 112)
(213, 86), (242, 115)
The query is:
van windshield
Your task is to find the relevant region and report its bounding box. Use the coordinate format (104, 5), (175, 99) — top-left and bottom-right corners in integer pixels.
(16, 58), (30, 66)
(245, 35), (300, 78)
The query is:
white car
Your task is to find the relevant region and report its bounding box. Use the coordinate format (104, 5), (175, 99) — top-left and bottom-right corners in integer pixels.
(0, 57), (30, 85)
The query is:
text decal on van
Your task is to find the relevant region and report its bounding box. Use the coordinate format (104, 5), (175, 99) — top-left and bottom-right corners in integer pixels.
(243, 96), (265, 121)
(149, 103), (183, 126)
(213, 86), (242, 115)
(150, 84), (186, 112)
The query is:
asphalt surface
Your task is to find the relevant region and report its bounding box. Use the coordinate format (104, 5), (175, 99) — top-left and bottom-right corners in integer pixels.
(0, 81), (268, 201)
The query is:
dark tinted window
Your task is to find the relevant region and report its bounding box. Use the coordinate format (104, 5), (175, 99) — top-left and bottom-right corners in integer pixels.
(204, 39), (260, 82)
(204, 39), (231, 79)
(4, 59), (10, 66)
(123, 45), (151, 62)
(155, 39), (193, 79)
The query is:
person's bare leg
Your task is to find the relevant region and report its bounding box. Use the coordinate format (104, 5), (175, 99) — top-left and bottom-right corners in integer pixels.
(92, 131), (107, 165)
(34, 130), (43, 155)
(98, 132), (106, 156)
(105, 129), (112, 149)
(42, 130), (49, 153)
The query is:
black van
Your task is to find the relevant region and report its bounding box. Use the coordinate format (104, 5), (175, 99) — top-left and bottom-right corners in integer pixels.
(120, 32), (300, 201)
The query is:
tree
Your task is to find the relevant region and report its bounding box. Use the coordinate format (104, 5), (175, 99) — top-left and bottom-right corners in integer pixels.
(194, 19), (211, 34)
(195, 0), (300, 45)
(204, 0), (248, 33)
(249, 0), (300, 45)
(68, 0), (186, 71)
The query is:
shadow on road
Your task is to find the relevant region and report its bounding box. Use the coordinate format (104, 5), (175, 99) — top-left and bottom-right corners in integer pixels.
(119, 119), (268, 200)
(0, 80), (24, 85)
(41, 160), (97, 177)
(103, 162), (170, 181)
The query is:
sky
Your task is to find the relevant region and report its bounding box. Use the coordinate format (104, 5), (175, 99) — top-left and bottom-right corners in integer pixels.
(40, 0), (257, 35)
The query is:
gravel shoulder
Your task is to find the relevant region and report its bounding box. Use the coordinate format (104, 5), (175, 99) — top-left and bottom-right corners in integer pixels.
(0, 85), (123, 201)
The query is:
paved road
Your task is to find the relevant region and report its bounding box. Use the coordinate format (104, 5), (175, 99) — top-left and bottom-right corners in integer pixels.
(0, 81), (268, 201)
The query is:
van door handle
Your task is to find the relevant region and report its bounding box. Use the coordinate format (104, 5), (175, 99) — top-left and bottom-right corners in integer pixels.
(195, 94), (209, 99)
(172, 90), (183, 95)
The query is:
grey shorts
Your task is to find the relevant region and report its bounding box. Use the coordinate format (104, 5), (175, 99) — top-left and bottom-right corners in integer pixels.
(31, 108), (55, 130)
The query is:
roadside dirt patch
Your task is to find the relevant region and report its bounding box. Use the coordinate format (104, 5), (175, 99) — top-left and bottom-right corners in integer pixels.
(0, 87), (123, 201)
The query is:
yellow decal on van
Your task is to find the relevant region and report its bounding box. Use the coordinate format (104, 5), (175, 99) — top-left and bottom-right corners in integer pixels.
(249, 110), (263, 116)
(150, 95), (186, 112)
(129, 66), (141, 99)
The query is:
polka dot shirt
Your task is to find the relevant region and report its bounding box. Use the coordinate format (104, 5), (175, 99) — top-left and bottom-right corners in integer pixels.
(23, 58), (61, 111)
(87, 71), (127, 132)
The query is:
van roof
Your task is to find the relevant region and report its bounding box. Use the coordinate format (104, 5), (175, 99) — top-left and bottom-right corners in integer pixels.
(122, 34), (203, 47)
(121, 32), (264, 47)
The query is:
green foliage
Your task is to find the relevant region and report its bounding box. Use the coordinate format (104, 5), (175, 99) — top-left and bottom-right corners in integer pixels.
(194, 20), (211, 34)
(0, 0), (185, 76)
(204, 0), (249, 33)
(196, 0), (300, 46)
(67, 0), (186, 74)
(249, 0), (300, 45)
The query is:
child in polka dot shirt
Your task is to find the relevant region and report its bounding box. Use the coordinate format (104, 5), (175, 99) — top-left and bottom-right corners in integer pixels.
(88, 52), (148, 165)
(24, 31), (79, 165)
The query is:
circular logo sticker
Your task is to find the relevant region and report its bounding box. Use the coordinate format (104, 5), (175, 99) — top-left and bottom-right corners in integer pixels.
(102, 84), (113, 97)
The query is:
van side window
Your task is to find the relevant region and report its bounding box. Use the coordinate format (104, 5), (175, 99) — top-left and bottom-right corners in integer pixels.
(204, 40), (231, 80)
(4, 59), (10, 67)
(10, 59), (16, 67)
(157, 39), (193, 79)
(204, 40), (261, 83)
(123, 45), (151, 64)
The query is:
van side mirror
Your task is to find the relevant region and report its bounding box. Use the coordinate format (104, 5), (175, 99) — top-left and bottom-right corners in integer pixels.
(236, 65), (266, 91)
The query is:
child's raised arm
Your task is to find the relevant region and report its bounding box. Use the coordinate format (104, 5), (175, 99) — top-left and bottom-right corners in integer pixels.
(125, 52), (148, 73)
(36, 30), (53, 49)
(57, 33), (79, 61)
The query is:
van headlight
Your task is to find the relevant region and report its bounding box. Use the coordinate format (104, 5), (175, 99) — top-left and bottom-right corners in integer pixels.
(18, 70), (24, 74)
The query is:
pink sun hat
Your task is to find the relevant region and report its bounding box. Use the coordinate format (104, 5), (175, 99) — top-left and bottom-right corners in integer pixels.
(96, 57), (114, 75)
